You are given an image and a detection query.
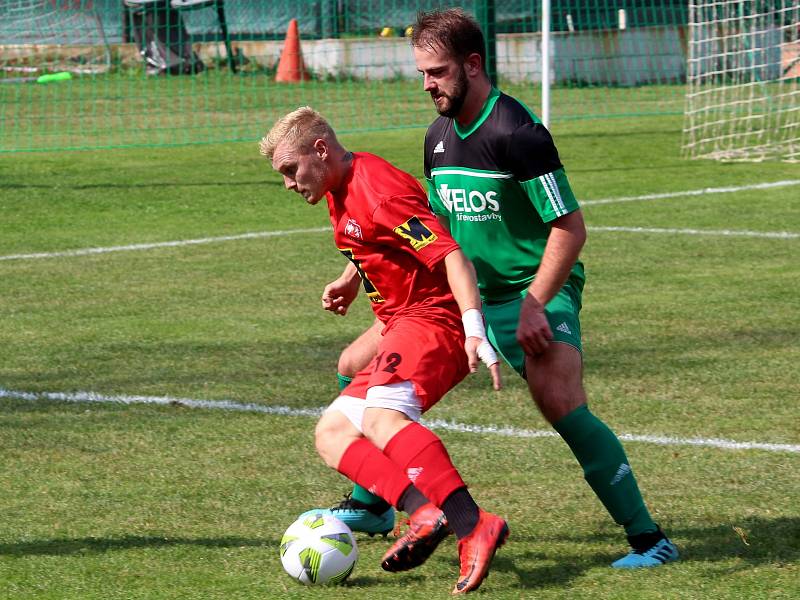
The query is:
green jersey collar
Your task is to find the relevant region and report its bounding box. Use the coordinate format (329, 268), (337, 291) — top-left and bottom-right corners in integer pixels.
(454, 87), (501, 140)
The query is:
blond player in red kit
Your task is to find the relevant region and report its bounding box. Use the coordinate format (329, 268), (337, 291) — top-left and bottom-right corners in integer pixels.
(260, 106), (507, 594)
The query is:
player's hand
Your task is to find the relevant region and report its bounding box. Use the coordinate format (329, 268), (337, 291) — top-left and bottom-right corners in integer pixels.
(321, 276), (360, 316)
(465, 336), (502, 391)
(517, 294), (552, 356)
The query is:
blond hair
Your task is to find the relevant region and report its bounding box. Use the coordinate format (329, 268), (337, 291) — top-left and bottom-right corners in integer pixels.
(259, 106), (336, 160)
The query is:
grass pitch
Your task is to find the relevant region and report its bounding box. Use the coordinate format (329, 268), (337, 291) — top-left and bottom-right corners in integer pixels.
(0, 114), (798, 599)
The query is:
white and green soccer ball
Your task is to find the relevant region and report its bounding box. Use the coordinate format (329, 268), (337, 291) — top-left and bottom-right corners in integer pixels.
(280, 512), (358, 585)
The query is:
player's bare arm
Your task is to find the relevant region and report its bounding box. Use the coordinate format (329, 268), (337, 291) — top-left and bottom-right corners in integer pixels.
(322, 261), (361, 316)
(435, 213), (450, 232)
(518, 209), (587, 356)
(443, 249), (502, 390)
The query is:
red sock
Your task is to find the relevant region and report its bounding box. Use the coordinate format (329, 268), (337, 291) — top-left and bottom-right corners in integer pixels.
(383, 423), (466, 507)
(336, 438), (411, 507)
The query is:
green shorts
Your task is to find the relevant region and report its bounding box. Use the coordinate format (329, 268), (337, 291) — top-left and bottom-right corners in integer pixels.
(483, 279), (584, 377)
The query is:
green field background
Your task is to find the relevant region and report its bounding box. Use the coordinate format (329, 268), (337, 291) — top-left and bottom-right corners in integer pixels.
(0, 111), (798, 598)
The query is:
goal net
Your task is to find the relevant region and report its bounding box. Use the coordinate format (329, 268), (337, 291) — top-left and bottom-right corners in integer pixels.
(0, 0), (111, 77)
(682, 0), (799, 161)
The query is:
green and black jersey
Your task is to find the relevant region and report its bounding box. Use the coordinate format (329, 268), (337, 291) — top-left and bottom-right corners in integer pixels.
(424, 88), (585, 302)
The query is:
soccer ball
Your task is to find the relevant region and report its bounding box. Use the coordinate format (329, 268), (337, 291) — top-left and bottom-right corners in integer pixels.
(280, 512), (358, 585)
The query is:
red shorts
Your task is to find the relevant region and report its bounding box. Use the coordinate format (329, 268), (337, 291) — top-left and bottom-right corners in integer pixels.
(343, 314), (469, 412)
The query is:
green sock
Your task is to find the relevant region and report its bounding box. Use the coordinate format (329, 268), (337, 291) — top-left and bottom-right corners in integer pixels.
(336, 373), (353, 391)
(337, 372), (387, 509)
(553, 404), (656, 537)
(351, 484), (391, 509)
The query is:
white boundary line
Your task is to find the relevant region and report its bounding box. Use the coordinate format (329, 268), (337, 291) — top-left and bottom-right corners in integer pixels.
(1, 181), (798, 263)
(0, 227), (331, 262)
(2, 387), (798, 455)
(582, 179), (800, 206)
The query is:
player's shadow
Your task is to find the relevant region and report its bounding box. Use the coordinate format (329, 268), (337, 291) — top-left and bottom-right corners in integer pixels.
(464, 515), (799, 590)
(0, 535), (272, 557)
(344, 573), (425, 588)
(456, 540), (616, 591)
(670, 516), (799, 565)
(0, 535), (410, 590)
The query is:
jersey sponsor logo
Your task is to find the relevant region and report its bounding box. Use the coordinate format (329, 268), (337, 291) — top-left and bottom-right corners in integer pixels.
(436, 184), (502, 222)
(393, 216), (438, 251)
(344, 218), (363, 240)
(454, 212), (502, 222)
(433, 140), (445, 154)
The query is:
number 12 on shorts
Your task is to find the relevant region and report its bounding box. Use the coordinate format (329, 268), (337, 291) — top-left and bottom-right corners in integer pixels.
(376, 352), (402, 373)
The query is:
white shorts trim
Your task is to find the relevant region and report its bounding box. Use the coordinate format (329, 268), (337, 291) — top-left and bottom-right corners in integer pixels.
(325, 381), (422, 433)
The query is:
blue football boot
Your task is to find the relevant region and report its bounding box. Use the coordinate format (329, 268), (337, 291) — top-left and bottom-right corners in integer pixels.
(299, 494), (395, 537)
(612, 526), (679, 568)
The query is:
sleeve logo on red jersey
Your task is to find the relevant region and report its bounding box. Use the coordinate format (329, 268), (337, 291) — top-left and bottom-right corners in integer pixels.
(344, 218), (363, 240)
(393, 216), (438, 251)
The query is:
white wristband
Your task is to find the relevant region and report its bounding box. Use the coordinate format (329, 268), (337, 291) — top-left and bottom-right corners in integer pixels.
(477, 339), (499, 368)
(462, 308), (486, 340)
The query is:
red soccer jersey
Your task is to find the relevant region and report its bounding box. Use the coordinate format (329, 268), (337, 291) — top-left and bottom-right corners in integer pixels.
(326, 152), (461, 326)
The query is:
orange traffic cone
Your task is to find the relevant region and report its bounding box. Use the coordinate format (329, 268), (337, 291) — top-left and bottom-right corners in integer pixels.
(275, 19), (310, 83)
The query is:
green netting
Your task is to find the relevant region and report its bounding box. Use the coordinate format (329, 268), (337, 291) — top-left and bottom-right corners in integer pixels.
(682, 1), (799, 162)
(0, 0), (691, 152)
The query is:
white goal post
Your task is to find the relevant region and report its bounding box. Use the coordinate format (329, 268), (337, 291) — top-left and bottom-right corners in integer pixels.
(682, 0), (799, 162)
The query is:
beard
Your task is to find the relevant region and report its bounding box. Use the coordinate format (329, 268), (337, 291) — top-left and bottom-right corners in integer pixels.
(432, 66), (468, 118)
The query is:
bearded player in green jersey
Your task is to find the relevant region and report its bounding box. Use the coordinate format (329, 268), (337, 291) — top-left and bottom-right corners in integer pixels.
(319, 7), (678, 573)
(409, 8), (678, 569)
